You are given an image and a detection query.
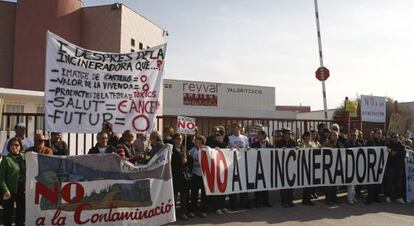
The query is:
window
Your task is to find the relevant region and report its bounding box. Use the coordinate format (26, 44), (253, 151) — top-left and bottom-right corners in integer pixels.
(139, 42), (143, 50)
(131, 38), (135, 47)
(1, 103), (24, 131)
(147, 46), (150, 49)
(35, 105), (44, 131)
(131, 49), (135, 52)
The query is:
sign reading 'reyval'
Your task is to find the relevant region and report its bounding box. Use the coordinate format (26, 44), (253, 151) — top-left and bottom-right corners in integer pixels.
(45, 31), (167, 133)
(360, 95), (386, 123)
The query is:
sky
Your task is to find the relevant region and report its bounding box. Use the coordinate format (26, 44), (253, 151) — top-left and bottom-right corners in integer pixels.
(85, 0), (414, 110)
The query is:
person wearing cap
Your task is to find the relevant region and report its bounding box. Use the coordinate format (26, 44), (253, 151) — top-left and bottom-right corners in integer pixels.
(2, 123), (33, 157)
(46, 132), (69, 155)
(25, 133), (54, 155)
(101, 121), (119, 147)
(278, 127), (297, 208)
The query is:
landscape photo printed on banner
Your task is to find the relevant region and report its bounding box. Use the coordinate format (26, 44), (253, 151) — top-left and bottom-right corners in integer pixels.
(26, 145), (175, 226)
(44, 31), (167, 133)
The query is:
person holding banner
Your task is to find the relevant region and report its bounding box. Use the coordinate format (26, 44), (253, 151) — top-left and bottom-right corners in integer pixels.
(171, 134), (190, 220)
(117, 130), (136, 163)
(252, 130), (273, 208)
(278, 128), (297, 208)
(102, 121), (119, 147)
(88, 132), (116, 154)
(300, 131), (317, 206)
(188, 135), (209, 218)
(344, 129), (364, 205)
(384, 133), (406, 204)
(208, 128), (232, 214)
(228, 123), (251, 209)
(323, 131), (344, 205)
(365, 128), (386, 205)
(0, 137), (26, 226)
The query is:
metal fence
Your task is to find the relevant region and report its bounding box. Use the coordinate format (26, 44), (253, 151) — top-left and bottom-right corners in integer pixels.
(157, 115), (337, 140)
(1, 112), (338, 155)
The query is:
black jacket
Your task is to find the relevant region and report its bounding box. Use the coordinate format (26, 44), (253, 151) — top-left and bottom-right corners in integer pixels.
(88, 145), (115, 154)
(251, 140), (273, 148)
(387, 140), (406, 170)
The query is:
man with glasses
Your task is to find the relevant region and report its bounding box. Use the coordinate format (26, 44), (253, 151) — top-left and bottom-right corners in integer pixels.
(26, 133), (53, 155)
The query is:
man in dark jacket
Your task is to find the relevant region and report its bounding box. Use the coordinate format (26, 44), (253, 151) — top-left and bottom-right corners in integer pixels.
(278, 128), (297, 208)
(252, 130), (272, 208)
(384, 133), (406, 204)
(46, 132), (69, 155)
(88, 132), (115, 154)
(365, 128), (387, 204)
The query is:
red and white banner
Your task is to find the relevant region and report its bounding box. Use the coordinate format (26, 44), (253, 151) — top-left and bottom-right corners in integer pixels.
(26, 145), (175, 226)
(45, 31), (167, 133)
(200, 147), (388, 195)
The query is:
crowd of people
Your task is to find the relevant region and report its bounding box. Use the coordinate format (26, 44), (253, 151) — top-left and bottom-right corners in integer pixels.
(167, 122), (412, 221)
(0, 121), (412, 225)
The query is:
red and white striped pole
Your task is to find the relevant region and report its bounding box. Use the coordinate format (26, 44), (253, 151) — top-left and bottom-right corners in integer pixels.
(314, 0), (329, 120)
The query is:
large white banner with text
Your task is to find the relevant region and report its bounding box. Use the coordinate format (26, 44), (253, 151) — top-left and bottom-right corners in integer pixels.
(200, 147), (388, 195)
(45, 31), (167, 133)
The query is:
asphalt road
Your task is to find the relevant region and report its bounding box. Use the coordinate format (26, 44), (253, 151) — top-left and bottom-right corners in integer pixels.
(170, 196), (414, 226)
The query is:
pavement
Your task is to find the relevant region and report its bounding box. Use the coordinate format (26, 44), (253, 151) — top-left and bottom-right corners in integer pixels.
(170, 195), (414, 226)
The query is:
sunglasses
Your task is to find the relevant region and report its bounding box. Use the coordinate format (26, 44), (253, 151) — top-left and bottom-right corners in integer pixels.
(11, 144), (20, 147)
(215, 134), (222, 137)
(38, 139), (46, 142)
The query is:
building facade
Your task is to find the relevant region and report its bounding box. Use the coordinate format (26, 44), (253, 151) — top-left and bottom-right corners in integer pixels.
(0, 0), (167, 92)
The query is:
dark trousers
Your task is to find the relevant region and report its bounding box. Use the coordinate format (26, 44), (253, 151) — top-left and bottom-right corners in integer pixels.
(366, 184), (382, 203)
(385, 168), (404, 199)
(280, 189), (293, 205)
(174, 182), (189, 215)
(229, 194), (238, 209)
(3, 191), (25, 226)
(239, 192), (250, 207)
(324, 186), (338, 202)
(190, 175), (207, 212)
(213, 195), (226, 210)
(302, 188), (313, 203)
(254, 191), (269, 206)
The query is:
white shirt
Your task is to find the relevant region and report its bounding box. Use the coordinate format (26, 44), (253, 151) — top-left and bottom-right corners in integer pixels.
(2, 137), (34, 156)
(98, 147), (107, 154)
(228, 134), (249, 148)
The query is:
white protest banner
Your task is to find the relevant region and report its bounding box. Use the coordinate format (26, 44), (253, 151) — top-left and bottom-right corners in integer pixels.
(406, 150), (414, 203)
(176, 116), (196, 135)
(26, 145), (175, 226)
(361, 95), (386, 123)
(45, 31), (167, 133)
(200, 147), (388, 195)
